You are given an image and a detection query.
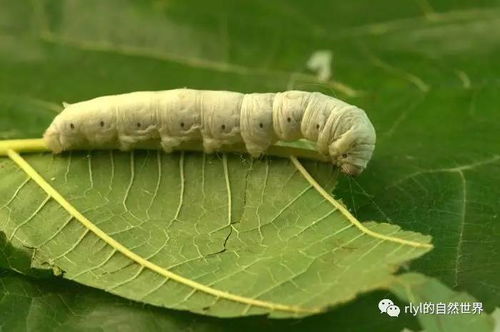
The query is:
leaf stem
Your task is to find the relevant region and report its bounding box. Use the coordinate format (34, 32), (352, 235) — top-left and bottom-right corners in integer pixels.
(0, 138), (329, 162)
(0, 138), (49, 155)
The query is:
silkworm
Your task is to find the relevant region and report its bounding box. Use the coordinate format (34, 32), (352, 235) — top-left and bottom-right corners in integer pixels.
(43, 89), (376, 176)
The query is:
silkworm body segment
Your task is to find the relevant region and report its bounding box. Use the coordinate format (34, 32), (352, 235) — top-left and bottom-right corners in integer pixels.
(44, 89), (376, 175)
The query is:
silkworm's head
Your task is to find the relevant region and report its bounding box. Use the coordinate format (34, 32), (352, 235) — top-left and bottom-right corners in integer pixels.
(328, 109), (376, 176)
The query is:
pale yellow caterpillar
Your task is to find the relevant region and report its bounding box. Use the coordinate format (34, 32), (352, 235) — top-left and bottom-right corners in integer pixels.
(43, 89), (376, 176)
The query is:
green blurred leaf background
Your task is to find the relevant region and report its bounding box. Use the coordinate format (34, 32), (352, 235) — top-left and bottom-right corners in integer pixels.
(0, 0), (499, 331)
